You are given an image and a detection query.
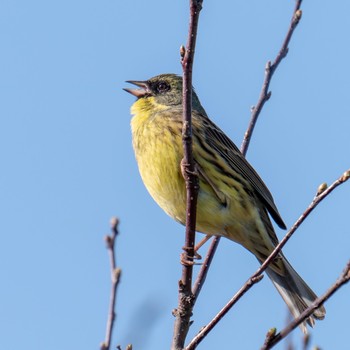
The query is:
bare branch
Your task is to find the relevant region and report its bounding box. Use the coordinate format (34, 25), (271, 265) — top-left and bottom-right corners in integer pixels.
(241, 0), (303, 153)
(191, 1), (303, 306)
(185, 169), (350, 350)
(100, 217), (122, 350)
(192, 236), (220, 301)
(261, 261), (350, 349)
(172, 1), (203, 349)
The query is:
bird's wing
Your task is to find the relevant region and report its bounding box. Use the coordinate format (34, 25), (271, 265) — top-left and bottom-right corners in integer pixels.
(195, 113), (286, 229)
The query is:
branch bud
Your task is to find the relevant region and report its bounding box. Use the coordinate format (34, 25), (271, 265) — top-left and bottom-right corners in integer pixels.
(110, 217), (119, 233)
(252, 274), (264, 283)
(341, 170), (350, 182)
(265, 327), (276, 342)
(294, 9), (302, 22)
(180, 45), (186, 60)
(316, 182), (328, 196)
(113, 268), (122, 283)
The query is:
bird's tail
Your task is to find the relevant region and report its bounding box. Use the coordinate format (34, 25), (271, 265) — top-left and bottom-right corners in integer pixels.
(265, 255), (326, 333)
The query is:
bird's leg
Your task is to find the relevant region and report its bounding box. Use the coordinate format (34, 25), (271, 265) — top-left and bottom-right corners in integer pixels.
(180, 235), (211, 265)
(180, 158), (199, 178)
(180, 247), (196, 266)
(194, 235), (211, 259)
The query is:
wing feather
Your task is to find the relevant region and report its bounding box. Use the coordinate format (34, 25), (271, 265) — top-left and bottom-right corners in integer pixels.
(194, 112), (286, 229)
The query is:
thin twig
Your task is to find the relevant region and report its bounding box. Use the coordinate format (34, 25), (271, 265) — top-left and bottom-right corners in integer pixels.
(192, 236), (220, 301)
(100, 217), (122, 350)
(185, 169), (350, 350)
(171, 1), (203, 349)
(241, 0), (303, 153)
(261, 261), (350, 350)
(191, 1), (303, 307)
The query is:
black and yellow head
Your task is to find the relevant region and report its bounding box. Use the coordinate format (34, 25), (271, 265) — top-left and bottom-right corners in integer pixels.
(124, 74), (204, 113)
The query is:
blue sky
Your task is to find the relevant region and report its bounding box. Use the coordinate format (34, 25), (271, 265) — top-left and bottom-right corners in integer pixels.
(1, 1), (349, 349)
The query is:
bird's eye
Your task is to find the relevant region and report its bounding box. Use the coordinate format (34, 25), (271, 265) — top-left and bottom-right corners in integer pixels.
(156, 81), (170, 94)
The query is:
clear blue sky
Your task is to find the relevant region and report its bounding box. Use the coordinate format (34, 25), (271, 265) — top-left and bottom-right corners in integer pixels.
(1, 1), (349, 349)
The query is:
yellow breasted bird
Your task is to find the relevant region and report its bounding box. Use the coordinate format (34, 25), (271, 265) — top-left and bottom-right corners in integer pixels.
(124, 74), (325, 332)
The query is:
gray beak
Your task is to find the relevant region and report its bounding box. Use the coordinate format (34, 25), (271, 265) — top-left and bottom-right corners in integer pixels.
(123, 80), (151, 98)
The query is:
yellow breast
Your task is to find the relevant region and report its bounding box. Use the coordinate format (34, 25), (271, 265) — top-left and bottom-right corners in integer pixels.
(130, 98), (187, 224)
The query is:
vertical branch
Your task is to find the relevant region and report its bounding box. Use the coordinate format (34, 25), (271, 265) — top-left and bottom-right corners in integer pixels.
(172, 1), (203, 349)
(100, 217), (122, 350)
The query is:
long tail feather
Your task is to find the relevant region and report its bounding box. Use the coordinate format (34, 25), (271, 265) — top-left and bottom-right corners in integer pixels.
(265, 256), (326, 333)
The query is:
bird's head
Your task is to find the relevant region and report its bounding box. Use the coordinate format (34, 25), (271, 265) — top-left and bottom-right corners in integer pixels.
(124, 74), (204, 113)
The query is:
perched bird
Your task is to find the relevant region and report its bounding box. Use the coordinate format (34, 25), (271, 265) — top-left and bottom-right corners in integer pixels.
(124, 73), (325, 332)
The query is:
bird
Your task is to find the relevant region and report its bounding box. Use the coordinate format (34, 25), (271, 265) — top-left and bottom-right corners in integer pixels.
(124, 73), (325, 332)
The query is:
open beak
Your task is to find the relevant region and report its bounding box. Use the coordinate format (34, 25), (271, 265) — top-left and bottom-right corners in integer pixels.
(123, 80), (151, 98)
